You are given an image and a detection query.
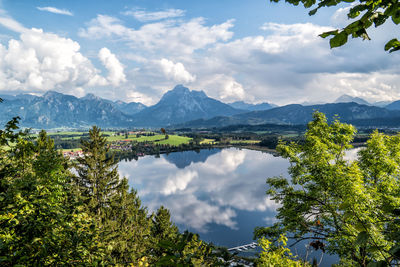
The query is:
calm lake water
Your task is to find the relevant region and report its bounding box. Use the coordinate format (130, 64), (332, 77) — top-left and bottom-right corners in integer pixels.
(118, 147), (341, 264)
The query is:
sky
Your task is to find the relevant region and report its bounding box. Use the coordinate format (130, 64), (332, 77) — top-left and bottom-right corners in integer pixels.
(0, 0), (399, 106)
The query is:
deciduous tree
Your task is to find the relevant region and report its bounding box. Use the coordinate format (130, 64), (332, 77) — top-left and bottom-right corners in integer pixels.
(255, 112), (400, 266)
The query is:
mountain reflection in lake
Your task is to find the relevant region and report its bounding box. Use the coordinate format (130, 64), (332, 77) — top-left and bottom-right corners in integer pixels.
(118, 148), (288, 247)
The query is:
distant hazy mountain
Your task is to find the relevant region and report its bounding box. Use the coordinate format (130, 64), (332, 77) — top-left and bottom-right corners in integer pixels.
(0, 91), (143, 128)
(301, 101), (326, 106)
(335, 94), (370, 106)
(113, 100), (147, 115)
(0, 94), (17, 101)
(227, 101), (276, 111)
(180, 102), (399, 128)
(385, 100), (400, 110)
(131, 85), (245, 127)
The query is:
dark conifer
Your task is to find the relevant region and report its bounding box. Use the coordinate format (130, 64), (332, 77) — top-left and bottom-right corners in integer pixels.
(75, 126), (121, 220)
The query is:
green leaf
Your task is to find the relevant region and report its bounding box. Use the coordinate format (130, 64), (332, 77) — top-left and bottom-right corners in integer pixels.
(354, 222), (365, 232)
(356, 231), (369, 245)
(319, 30), (338, 38)
(330, 32), (348, 48)
(309, 8), (318, 16)
(385, 38), (400, 51)
(373, 13), (388, 27)
(391, 5), (400, 24)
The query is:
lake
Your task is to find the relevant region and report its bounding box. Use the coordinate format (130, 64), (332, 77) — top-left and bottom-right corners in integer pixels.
(118, 147), (339, 264)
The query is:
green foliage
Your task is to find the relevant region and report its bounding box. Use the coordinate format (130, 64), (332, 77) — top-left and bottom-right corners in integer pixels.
(75, 126), (121, 218)
(257, 234), (310, 266)
(74, 126), (154, 264)
(271, 0), (400, 52)
(0, 122), (238, 265)
(0, 126), (103, 265)
(155, 231), (225, 266)
(105, 179), (152, 264)
(255, 112), (400, 266)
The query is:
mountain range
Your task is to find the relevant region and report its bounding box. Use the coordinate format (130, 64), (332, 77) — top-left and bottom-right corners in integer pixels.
(227, 101), (276, 111)
(2, 86), (400, 129)
(129, 85), (245, 127)
(179, 102), (400, 128)
(0, 91), (144, 128)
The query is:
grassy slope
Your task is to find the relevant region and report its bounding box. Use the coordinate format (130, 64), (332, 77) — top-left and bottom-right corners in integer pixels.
(106, 134), (192, 146)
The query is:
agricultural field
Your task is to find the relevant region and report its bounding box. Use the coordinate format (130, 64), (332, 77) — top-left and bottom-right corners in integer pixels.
(155, 135), (192, 146)
(106, 133), (192, 146)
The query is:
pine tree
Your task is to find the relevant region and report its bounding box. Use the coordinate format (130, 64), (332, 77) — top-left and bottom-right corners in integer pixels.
(75, 126), (121, 220)
(75, 126), (154, 265)
(152, 206), (179, 242)
(106, 178), (152, 264)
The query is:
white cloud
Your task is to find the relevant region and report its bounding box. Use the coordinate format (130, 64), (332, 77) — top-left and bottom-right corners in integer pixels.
(0, 27), (130, 95)
(119, 148), (289, 232)
(163, 194), (238, 232)
(162, 170), (198, 195)
(158, 58), (196, 83)
(0, 14), (27, 32)
(189, 21), (400, 105)
(37, 6), (73, 16)
(79, 15), (234, 55)
(1, 7), (399, 106)
(98, 47), (126, 86)
(191, 149), (246, 177)
(199, 74), (245, 102)
(78, 15), (130, 39)
(123, 8), (185, 22)
(125, 90), (154, 105)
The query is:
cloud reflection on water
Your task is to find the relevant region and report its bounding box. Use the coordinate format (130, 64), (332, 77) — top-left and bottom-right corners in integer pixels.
(118, 148), (289, 233)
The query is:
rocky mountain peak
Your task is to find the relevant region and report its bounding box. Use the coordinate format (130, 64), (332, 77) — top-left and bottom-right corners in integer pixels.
(81, 93), (100, 101)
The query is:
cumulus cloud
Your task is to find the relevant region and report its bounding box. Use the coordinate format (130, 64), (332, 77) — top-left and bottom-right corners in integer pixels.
(164, 194), (238, 232)
(2, 6), (399, 105)
(197, 74), (245, 102)
(123, 8), (185, 22)
(98, 47), (126, 86)
(199, 149), (246, 175)
(37, 6), (73, 16)
(0, 28), (103, 93)
(0, 27), (130, 95)
(79, 15), (234, 55)
(191, 21), (400, 105)
(158, 58), (196, 83)
(162, 170), (198, 195)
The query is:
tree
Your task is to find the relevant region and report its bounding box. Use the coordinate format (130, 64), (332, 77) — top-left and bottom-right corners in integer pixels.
(257, 235), (311, 266)
(255, 112), (400, 266)
(271, 0), (400, 52)
(152, 206), (179, 239)
(0, 128), (103, 265)
(75, 126), (156, 265)
(105, 178), (152, 264)
(75, 126), (121, 219)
